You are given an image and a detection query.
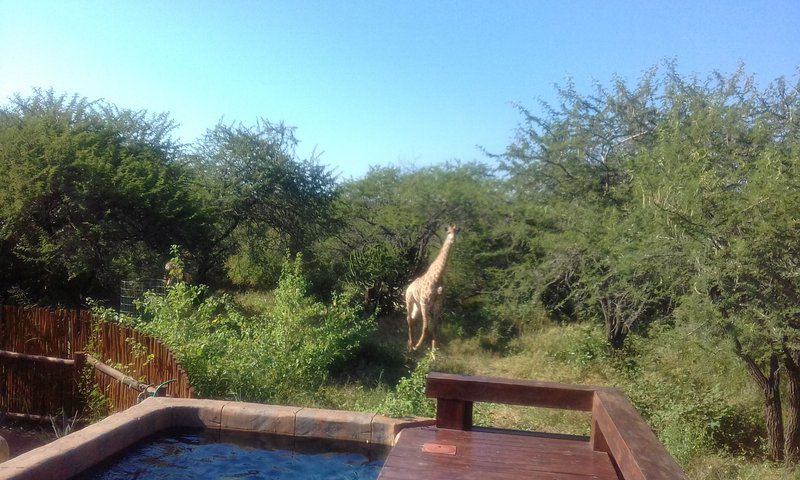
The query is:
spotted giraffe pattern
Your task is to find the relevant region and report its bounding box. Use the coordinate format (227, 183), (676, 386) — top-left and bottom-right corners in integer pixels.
(405, 225), (459, 351)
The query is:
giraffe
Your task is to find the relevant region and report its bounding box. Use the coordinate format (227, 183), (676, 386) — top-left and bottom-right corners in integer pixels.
(405, 224), (460, 352)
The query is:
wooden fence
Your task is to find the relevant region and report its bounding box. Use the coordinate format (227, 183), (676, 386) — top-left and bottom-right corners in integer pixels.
(0, 305), (194, 416)
(0, 350), (83, 419)
(0, 307), (92, 358)
(92, 322), (193, 412)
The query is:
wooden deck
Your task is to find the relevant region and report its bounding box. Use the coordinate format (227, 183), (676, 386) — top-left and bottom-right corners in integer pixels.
(380, 373), (689, 480)
(379, 426), (620, 480)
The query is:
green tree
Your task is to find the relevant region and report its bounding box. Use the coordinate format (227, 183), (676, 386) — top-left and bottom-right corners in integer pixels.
(499, 70), (666, 348)
(501, 65), (800, 463)
(638, 71), (800, 461)
(0, 90), (203, 305)
(188, 120), (337, 285)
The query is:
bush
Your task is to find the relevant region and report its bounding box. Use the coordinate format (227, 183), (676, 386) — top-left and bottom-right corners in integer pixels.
(379, 357), (435, 418)
(548, 323), (609, 368)
(626, 377), (762, 464)
(129, 255), (375, 402)
(547, 322), (763, 464)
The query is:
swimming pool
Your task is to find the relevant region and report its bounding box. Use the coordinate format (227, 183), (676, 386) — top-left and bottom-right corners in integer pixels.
(0, 398), (433, 480)
(75, 428), (388, 480)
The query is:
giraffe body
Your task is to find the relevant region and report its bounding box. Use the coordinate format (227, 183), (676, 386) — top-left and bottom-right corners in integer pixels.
(405, 225), (459, 351)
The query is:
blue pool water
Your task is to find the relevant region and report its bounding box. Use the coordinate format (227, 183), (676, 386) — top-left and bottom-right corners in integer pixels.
(74, 429), (388, 479)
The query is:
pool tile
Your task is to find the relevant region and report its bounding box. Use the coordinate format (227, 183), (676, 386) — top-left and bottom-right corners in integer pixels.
(294, 408), (372, 443)
(221, 402), (301, 435)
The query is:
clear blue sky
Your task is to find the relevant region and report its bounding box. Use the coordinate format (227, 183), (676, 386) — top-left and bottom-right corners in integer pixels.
(1, 1), (798, 179)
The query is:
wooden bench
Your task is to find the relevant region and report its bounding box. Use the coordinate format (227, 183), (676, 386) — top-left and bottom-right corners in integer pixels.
(410, 372), (687, 480)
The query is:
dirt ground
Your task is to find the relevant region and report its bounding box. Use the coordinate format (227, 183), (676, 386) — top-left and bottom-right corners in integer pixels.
(0, 420), (57, 459)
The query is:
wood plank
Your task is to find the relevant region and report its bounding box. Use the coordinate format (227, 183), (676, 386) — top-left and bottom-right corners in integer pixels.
(592, 390), (687, 480)
(435, 398), (473, 429)
(0, 349), (75, 365)
(379, 427), (619, 480)
(427, 372), (596, 412)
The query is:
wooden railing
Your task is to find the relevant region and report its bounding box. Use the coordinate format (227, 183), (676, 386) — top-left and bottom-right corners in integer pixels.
(0, 350), (85, 418)
(1, 305), (194, 416)
(0, 348), (176, 418)
(426, 372), (687, 480)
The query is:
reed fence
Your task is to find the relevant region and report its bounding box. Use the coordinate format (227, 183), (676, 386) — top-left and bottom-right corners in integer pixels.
(0, 307), (92, 358)
(92, 322), (193, 411)
(0, 305), (194, 416)
(0, 350), (82, 418)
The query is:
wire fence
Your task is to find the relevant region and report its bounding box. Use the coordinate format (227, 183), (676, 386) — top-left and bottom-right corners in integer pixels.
(119, 278), (165, 317)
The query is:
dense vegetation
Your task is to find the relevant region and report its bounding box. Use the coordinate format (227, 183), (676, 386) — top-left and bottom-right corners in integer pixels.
(2, 66), (799, 478)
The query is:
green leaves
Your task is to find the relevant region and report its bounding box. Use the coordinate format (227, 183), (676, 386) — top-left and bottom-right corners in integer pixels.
(0, 89), (202, 305)
(0, 92), (341, 302)
(130, 256), (374, 402)
(190, 120), (338, 285)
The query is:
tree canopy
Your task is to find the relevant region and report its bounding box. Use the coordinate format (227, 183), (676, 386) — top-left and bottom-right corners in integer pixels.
(2, 67), (800, 465)
(0, 90), (201, 304)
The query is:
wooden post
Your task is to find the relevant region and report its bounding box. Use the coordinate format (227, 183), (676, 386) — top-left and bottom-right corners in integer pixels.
(590, 418), (609, 452)
(590, 394), (607, 452)
(436, 398), (473, 430)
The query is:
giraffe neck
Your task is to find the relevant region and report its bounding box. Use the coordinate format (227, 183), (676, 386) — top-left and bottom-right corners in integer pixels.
(424, 234), (455, 284)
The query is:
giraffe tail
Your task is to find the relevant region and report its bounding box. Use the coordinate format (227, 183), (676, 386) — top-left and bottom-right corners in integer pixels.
(412, 313), (429, 351)
(413, 286), (442, 351)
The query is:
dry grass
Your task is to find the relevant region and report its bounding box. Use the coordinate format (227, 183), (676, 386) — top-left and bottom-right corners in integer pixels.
(683, 455), (800, 480)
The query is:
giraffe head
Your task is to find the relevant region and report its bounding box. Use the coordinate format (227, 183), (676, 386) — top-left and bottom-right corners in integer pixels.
(446, 224), (461, 240)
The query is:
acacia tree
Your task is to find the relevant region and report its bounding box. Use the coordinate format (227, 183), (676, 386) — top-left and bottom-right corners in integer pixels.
(636, 70), (800, 462)
(500, 70), (668, 348)
(187, 120), (338, 285)
(0, 90), (203, 305)
(502, 66), (800, 462)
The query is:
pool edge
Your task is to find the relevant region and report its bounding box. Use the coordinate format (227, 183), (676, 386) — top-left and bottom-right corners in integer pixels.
(0, 398), (434, 480)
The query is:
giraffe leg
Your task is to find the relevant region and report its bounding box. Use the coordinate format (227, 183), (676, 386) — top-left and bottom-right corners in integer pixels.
(430, 294), (442, 354)
(429, 309), (437, 354)
(405, 295), (417, 351)
(429, 320), (437, 359)
(430, 317), (437, 360)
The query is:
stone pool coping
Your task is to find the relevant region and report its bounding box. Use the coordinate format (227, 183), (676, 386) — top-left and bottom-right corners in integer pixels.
(0, 398), (434, 480)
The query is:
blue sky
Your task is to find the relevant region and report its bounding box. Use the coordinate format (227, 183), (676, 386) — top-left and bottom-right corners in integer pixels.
(1, 1), (798, 179)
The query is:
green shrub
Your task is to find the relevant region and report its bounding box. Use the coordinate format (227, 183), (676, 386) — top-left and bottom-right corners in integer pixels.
(626, 377), (762, 464)
(613, 325), (765, 464)
(379, 357), (435, 418)
(128, 255), (375, 402)
(545, 322), (763, 464)
(225, 235), (285, 289)
(549, 323), (609, 368)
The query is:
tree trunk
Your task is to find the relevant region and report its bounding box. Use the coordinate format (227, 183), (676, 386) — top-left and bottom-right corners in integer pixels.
(600, 297), (627, 351)
(607, 324), (626, 350)
(765, 371), (786, 463)
(736, 347), (784, 462)
(784, 348), (800, 463)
